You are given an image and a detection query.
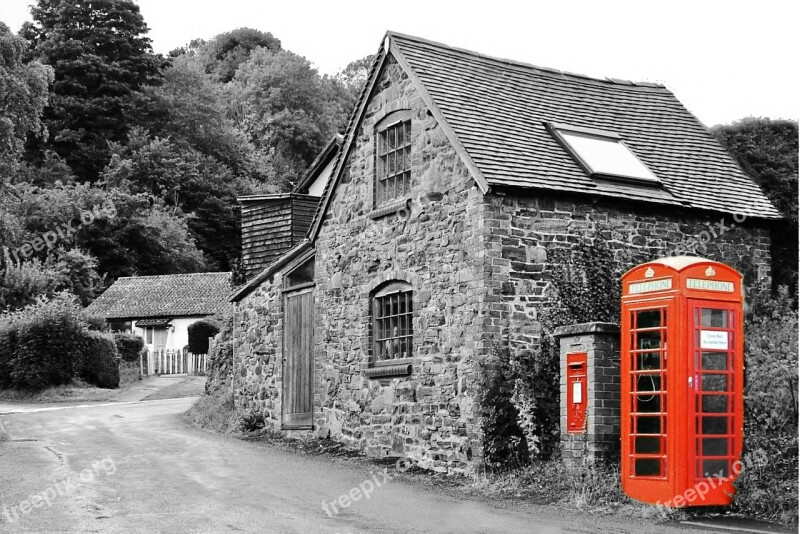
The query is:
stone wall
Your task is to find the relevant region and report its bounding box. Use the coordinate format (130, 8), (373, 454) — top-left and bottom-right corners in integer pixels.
(483, 191), (772, 358)
(554, 322), (621, 467)
(311, 56), (490, 473)
(232, 271), (285, 428)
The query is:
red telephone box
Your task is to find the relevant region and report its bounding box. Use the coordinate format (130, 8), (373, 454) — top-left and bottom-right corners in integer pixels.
(620, 257), (743, 507)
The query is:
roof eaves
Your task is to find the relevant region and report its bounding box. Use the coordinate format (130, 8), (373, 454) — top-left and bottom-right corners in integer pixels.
(292, 134), (343, 194)
(229, 240), (313, 302)
(387, 35), (490, 194)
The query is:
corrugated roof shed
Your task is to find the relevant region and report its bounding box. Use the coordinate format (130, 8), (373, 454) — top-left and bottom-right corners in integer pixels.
(86, 272), (232, 320)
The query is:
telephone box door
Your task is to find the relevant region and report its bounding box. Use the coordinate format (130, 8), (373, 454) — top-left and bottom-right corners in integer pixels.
(621, 299), (675, 499)
(687, 299), (742, 487)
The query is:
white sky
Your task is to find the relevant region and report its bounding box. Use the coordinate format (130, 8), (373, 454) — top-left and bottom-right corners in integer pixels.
(1, 0), (798, 127)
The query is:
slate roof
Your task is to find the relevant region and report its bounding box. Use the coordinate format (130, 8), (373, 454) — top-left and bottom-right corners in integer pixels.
(86, 272), (232, 320)
(309, 32), (780, 239)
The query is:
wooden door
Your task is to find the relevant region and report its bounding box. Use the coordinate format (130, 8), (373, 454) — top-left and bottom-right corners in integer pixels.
(282, 287), (314, 428)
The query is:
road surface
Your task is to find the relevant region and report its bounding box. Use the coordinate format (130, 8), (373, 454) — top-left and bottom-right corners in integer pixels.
(0, 394), (781, 533)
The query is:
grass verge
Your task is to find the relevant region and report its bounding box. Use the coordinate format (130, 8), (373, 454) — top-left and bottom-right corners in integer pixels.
(183, 388), (240, 434)
(0, 378), (117, 403)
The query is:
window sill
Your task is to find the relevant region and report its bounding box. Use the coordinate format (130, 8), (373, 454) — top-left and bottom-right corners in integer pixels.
(364, 361), (413, 378)
(368, 198), (410, 220)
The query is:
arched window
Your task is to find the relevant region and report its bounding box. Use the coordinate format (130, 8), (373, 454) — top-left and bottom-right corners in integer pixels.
(372, 281), (413, 362)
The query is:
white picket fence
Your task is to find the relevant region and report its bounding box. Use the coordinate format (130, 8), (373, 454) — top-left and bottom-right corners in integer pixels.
(142, 348), (208, 376)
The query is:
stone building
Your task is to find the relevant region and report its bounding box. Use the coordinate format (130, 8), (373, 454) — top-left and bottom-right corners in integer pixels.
(229, 32), (780, 473)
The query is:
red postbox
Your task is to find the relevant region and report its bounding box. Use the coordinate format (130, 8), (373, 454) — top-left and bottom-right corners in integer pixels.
(620, 257), (744, 507)
(566, 352), (588, 433)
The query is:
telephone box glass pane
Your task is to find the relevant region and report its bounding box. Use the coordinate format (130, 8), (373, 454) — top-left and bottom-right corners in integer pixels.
(701, 352), (727, 370)
(702, 395), (728, 413)
(702, 375), (728, 391)
(635, 436), (661, 454)
(701, 309), (728, 328)
(702, 438), (728, 456)
(702, 416), (728, 435)
(637, 310), (661, 328)
(703, 460), (729, 478)
(635, 459), (662, 477)
(637, 416), (660, 434)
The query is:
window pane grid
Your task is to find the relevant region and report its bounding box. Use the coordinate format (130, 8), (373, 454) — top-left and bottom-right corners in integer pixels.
(693, 307), (736, 479)
(377, 120), (412, 206)
(629, 307), (668, 479)
(373, 289), (413, 361)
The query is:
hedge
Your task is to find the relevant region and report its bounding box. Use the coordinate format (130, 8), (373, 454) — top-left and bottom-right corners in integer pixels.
(10, 297), (86, 390)
(77, 332), (120, 389)
(188, 319), (220, 354)
(0, 293), (121, 391)
(114, 332), (144, 362)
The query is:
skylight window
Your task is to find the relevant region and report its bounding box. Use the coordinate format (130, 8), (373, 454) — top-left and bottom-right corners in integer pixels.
(548, 123), (660, 184)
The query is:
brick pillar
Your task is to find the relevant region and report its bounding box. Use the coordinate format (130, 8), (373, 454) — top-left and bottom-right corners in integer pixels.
(553, 322), (620, 468)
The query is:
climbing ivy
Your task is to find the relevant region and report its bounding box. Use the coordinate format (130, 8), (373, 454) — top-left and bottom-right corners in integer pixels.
(511, 231), (646, 460)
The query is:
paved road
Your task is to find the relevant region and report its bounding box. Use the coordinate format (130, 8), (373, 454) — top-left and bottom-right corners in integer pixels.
(0, 397), (774, 533)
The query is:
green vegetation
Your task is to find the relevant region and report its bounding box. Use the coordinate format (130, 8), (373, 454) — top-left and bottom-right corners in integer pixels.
(0, 293), (119, 390)
(114, 332), (145, 362)
(712, 118), (799, 299)
(2, 0), (368, 297)
(187, 319), (220, 355)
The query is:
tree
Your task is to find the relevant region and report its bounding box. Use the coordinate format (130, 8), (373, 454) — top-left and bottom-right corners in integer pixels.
(196, 28), (281, 83)
(233, 49), (355, 184)
(711, 118), (799, 297)
(0, 22), (52, 181)
(102, 129), (268, 270)
(20, 0), (164, 182)
(4, 182), (208, 281)
(335, 54), (375, 98)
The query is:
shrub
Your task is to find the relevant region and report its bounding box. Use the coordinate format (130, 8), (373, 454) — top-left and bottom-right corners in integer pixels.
(733, 286), (798, 523)
(0, 320), (19, 389)
(187, 318), (220, 354)
(480, 344), (530, 471)
(81, 311), (109, 331)
(114, 332), (144, 362)
(9, 294), (86, 390)
(77, 332), (120, 389)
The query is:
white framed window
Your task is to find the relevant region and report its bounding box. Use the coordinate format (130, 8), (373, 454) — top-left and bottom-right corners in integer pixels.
(548, 122), (660, 184)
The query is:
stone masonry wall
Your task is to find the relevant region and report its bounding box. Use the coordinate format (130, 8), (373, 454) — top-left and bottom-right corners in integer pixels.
(483, 191), (772, 359)
(311, 56), (491, 473)
(554, 322), (621, 467)
(233, 270), (285, 428)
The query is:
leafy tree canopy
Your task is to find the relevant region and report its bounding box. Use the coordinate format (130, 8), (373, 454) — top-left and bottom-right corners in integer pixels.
(196, 28), (281, 83)
(0, 22), (52, 180)
(20, 0), (164, 181)
(232, 48), (355, 185)
(711, 117), (799, 297)
(711, 117), (798, 222)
